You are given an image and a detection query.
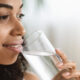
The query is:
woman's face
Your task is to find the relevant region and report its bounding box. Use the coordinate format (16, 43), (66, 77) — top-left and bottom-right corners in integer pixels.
(0, 0), (25, 64)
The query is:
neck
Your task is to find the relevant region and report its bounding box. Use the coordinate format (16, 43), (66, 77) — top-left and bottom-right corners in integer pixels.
(0, 54), (18, 65)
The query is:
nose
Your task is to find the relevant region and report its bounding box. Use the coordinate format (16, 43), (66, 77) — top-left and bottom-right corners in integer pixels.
(10, 18), (26, 36)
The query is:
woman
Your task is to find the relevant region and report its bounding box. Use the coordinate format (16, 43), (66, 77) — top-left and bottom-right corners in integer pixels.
(0, 0), (39, 80)
(0, 0), (79, 80)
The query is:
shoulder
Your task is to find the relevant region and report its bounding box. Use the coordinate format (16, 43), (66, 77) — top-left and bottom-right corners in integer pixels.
(24, 72), (39, 80)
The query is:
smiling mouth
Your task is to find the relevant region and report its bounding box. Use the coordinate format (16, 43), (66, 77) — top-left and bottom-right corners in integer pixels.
(2, 44), (23, 53)
(3, 44), (22, 47)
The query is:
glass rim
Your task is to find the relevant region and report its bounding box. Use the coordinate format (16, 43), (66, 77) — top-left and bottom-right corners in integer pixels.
(26, 30), (45, 45)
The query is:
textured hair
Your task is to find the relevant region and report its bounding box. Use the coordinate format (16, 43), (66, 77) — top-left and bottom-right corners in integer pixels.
(0, 37), (28, 80)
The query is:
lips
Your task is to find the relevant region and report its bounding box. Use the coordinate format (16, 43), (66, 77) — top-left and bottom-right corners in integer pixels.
(3, 40), (23, 53)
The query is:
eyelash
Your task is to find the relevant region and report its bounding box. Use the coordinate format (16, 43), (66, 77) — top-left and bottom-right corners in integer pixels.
(0, 13), (25, 20)
(17, 13), (25, 19)
(0, 15), (9, 20)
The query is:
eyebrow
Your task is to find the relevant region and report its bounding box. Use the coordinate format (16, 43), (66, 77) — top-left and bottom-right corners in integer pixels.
(0, 3), (23, 10)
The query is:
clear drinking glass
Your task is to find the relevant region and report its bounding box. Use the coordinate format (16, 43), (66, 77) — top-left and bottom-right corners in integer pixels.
(22, 30), (62, 80)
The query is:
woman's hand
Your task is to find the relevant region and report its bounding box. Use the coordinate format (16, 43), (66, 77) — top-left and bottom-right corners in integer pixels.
(53, 49), (80, 80)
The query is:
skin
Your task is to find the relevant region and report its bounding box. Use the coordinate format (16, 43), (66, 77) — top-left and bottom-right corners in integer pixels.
(53, 49), (80, 80)
(0, 0), (25, 65)
(0, 0), (39, 80)
(24, 72), (39, 80)
(0, 0), (79, 80)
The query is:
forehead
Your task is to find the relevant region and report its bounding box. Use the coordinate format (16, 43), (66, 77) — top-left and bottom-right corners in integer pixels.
(0, 0), (22, 10)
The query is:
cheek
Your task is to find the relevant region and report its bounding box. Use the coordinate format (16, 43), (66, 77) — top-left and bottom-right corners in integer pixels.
(0, 27), (10, 45)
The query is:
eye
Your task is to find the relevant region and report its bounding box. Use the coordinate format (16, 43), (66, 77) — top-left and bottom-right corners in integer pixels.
(17, 13), (25, 20)
(0, 15), (9, 20)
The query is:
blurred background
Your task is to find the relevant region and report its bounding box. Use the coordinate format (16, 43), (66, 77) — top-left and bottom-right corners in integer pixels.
(22, 0), (80, 79)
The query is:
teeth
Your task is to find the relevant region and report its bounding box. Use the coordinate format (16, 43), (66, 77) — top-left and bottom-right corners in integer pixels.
(9, 45), (21, 48)
(3, 44), (21, 48)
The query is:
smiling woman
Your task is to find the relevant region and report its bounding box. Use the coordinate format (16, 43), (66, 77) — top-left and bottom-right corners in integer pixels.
(0, 0), (79, 80)
(0, 0), (39, 80)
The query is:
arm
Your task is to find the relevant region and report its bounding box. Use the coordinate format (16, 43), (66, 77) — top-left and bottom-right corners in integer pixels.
(24, 72), (39, 80)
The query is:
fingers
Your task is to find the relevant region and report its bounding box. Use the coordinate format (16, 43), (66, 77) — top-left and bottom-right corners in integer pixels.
(62, 71), (80, 79)
(71, 71), (80, 78)
(58, 62), (76, 71)
(54, 49), (80, 80)
(57, 62), (76, 79)
(55, 49), (68, 63)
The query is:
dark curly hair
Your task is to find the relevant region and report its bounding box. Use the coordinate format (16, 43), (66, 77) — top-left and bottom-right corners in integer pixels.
(0, 37), (28, 80)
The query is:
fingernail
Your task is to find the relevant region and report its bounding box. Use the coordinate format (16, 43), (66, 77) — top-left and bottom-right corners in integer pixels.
(57, 63), (63, 70)
(55, 48), (61, 53)
(57, 63), (63, 67)
(62, 72), (70, 77)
